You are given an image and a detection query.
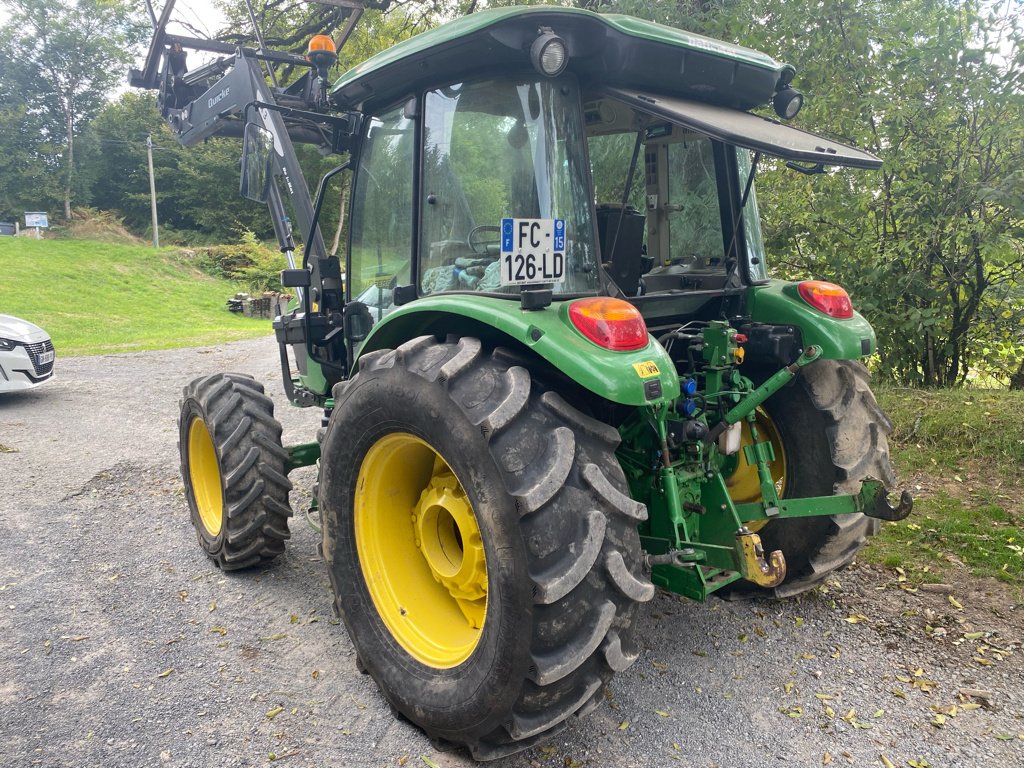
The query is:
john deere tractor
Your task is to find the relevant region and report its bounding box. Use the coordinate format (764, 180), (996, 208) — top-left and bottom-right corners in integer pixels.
(132, 2), (911, 759)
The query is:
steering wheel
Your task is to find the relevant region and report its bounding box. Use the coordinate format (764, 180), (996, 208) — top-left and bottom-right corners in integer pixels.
(467, 225), (501, 255)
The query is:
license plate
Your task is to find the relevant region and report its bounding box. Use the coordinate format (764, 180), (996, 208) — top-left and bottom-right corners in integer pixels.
(37, 350), (54, 365)
(499, 218), (565, 286)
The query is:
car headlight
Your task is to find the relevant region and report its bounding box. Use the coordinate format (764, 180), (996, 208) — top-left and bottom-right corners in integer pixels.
(0, 338), (15, 351)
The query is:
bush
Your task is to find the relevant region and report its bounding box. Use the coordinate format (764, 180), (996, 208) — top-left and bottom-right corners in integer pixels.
(191, 230), (286, 293)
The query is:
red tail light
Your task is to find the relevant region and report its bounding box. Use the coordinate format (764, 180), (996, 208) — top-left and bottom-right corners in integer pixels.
(797, 281), (854, 319)
(568, 297), (648, 351)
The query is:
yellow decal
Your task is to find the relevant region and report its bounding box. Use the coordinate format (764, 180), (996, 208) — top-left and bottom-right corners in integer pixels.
(632, 361), (660, 378)
(367, 274), (395, 289)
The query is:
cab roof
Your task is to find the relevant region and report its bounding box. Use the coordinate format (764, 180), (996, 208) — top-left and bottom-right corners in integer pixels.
(330, 6), (793, 112)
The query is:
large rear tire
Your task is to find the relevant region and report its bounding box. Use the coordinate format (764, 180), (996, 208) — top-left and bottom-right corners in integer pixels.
(319, 336), (653, 760)
(726, 359), (892, 597)
(178, 373), (292, 570)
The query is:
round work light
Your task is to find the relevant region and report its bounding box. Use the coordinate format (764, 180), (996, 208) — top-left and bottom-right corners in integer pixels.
(773, 87), (804, 120)
(530, 31), (568, 77)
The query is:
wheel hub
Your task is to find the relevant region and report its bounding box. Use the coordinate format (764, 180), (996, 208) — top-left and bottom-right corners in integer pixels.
(187, 417), (223, 536)
(413, 471), (487, 628)
(355, 432), (488, 668)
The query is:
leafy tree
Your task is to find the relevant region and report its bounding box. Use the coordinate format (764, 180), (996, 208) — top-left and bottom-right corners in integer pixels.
(740, 0), (1024, 387)
(0, 37), (61, 217)
(590, 0), (1024, 387)
(0, 0), (146, 220)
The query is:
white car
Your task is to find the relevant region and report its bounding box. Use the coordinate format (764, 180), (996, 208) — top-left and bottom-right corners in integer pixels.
(0, 314), (55, 392)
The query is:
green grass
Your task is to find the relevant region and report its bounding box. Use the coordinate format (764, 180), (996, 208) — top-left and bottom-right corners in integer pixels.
(0, 238), (271, 355)
(866, 388), (1024, 588)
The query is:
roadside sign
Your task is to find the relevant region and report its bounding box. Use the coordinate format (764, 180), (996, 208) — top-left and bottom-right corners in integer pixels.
(24, 212), (48, 228)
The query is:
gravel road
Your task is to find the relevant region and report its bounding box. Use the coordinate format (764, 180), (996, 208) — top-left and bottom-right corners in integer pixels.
(1, 336), (1022, 768)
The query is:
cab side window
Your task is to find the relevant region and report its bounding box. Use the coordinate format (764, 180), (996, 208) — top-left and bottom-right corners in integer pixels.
(349, 104), (415, 320)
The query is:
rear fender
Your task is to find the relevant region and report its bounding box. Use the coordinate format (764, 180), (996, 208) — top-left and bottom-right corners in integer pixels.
(354, 295), (680, 406)
(747, 280), (876, 360)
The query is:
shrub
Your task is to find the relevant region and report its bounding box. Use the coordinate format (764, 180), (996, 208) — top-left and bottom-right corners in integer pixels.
(192, 230), (286, 293)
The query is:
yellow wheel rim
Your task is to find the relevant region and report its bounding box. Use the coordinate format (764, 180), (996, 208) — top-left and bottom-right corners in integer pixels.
(187, 417), (223, 536)
(355, 433), (487, 668)
(724, 409), (787, 533)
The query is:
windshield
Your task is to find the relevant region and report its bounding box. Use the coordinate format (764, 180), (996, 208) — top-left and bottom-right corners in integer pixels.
(419, 77), (599, 296)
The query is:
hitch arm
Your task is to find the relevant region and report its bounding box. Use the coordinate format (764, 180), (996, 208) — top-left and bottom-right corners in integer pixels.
(705, 345), (821, 444)
(735, 527), (786, 588)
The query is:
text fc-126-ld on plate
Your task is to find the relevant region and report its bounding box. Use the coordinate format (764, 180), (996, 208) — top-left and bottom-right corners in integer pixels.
(500, 218), (565, 286)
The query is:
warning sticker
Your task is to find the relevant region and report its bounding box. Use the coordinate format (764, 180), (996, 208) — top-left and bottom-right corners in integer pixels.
(632, 361), (660, 378)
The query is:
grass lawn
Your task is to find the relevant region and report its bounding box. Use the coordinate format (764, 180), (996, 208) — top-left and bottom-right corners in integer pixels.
(0, 238), (272, 355)
(867, 388), (1024, 590)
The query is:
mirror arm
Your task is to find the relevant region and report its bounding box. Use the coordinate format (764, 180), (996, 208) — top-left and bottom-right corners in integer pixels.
(304, 160), (352, 272)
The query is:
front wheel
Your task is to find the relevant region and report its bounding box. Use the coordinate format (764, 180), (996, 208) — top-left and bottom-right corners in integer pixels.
(319, 336), (653, 759)
(178, 373), (292, 570)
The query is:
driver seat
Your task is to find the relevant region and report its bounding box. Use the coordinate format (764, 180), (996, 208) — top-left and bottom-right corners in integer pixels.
(596, 204), (646, 297)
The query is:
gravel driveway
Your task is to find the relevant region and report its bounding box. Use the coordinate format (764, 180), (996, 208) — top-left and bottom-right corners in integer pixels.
(1, 337), (1021, 768)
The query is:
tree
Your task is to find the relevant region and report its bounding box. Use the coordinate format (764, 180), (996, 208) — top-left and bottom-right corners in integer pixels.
(0, 34), (62, 217)
(741, 0), (1024, 386)
(591, 0), (1024, 387)
(0, 0), (145, 221)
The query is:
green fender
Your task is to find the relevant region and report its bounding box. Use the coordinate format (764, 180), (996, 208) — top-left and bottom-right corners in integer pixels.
(747, 280), (876, 359)
(354, 294), (681, 407)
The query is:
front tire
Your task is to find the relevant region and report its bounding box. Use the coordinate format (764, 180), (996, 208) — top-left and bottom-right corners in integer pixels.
(178, 373), (292, 570)
(319, 336), (653, 759)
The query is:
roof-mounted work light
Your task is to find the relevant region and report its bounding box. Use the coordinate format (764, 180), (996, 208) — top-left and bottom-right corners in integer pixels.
(773, 87), (804, 120)
(530, 28), (568, 77)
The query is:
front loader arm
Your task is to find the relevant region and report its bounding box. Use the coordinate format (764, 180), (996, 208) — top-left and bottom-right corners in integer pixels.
(130, 1), (364, 395)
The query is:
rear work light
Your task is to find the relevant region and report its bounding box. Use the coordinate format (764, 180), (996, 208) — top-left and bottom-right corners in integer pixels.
(568, 297), (649, 351)
(797, 280), (854, 319)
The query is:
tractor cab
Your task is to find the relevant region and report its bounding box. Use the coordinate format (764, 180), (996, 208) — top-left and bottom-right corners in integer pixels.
(331, 8), (882, 385)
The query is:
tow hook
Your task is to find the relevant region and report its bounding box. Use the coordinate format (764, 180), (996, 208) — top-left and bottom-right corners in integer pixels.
(735, 527), (786, 587)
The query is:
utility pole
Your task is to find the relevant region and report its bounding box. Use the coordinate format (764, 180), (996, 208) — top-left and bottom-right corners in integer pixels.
(147, 134), (160, 248)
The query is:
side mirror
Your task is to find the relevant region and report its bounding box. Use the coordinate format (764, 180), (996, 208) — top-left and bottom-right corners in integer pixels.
(240, 123), (275, 202)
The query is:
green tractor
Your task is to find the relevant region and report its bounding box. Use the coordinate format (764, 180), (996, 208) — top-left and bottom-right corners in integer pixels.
(133, 2), (911, 759)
